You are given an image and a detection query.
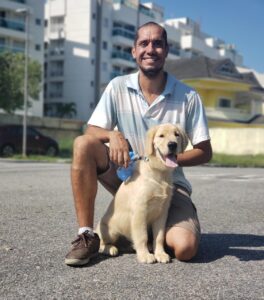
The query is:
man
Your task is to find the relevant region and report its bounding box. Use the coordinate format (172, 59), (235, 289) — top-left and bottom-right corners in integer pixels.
(65, 22), (212, 266)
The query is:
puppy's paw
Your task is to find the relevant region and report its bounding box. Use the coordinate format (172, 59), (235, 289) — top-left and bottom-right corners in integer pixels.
(155, 252), (171, 263)
(99, 244), (119, 256)
(137, 252), (156, 264)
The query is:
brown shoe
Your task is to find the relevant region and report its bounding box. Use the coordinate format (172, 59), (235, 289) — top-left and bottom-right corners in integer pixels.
(65, 231), (100, 266)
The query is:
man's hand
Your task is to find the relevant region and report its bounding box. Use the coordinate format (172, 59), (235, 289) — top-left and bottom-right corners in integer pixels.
(109, 131), (130, 168)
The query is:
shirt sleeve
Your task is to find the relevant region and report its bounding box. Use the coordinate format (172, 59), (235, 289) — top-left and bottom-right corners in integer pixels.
(185, 92), (210, 145)
(87, 81), (117, 130)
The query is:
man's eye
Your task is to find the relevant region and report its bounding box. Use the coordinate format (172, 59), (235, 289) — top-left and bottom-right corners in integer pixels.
(140, 41), (148, 47)
(153, 40), (163, 47)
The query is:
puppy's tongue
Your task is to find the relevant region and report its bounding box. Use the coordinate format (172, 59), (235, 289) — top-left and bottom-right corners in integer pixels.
(165, 154), (178, 168)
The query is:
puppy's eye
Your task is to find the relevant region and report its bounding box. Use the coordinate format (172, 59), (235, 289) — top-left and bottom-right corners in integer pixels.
(159, 134), (164, 138)
(175, 132), (179, 137)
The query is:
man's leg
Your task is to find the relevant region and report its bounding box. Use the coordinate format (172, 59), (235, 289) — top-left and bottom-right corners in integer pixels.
(71, 134), (109, 228)
(65, 134), (109, 266)
(165, 187), (201, 261)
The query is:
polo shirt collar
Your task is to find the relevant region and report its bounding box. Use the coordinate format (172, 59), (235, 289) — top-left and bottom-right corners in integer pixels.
(126, 71), (176, 96)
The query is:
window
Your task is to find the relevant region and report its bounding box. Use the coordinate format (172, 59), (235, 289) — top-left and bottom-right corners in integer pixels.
(35, 44), (41, 51)
(35, 18), (41, 25)
(102, 41), (107, 50)
(219, 62), (234, 74)
(218, 98), (231, 108)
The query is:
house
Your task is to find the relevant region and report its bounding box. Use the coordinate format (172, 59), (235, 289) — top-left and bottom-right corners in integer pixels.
(165, 57), (264, 127)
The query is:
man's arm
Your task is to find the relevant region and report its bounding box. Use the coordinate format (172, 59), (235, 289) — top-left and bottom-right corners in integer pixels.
(85, 125), (130, 168)
(177, 140), (212, 167)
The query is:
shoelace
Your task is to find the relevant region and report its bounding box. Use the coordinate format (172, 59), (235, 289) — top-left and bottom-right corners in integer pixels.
(72, 231), (93, 247)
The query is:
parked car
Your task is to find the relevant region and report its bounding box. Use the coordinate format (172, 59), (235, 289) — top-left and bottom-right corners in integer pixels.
(0, 125), (59, 157)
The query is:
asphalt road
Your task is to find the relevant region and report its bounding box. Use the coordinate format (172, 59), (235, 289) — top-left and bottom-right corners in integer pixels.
(0, 161), (263, 300)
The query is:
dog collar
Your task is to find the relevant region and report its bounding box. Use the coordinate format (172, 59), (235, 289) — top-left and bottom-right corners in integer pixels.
(137, 156), (149, 162)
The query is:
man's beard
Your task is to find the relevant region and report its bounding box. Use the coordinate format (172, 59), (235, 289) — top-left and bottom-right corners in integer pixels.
(139, 65), (163, 78)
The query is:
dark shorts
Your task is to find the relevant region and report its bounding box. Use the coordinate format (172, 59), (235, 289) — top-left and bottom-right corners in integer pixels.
(98, 162), (201, 240)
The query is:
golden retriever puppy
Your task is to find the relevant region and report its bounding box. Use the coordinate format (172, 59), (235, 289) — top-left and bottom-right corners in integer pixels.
(96, 124), (188, 263)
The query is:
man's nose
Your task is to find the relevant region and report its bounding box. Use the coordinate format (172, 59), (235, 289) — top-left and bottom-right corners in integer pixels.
(146, 42), (155, 53)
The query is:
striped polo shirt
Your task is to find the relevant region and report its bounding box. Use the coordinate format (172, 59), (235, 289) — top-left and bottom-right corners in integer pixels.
(88, 71), (210, 194)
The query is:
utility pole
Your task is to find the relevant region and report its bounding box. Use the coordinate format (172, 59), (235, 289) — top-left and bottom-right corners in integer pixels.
(16, 8), (30, 158)
(95, 0), (102, 105)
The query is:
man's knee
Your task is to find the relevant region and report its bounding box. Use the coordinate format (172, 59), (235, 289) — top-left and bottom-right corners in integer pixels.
(73, 135), (97, 156)
(173, 241), (198, 261)
(72, 135), (109, 171)
(165, 227), (199, 261)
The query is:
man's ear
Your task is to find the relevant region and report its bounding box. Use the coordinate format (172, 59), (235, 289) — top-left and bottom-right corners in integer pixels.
(131, 47), (136, 59)
(145, 126), (158, 156)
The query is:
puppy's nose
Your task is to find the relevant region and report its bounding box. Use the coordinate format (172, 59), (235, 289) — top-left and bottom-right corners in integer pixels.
(168, 142), (177, 152)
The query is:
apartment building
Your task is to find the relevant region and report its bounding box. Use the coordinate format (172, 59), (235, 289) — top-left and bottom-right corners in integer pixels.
(44, 0), (244, 121)
(0, 0), (45, 116)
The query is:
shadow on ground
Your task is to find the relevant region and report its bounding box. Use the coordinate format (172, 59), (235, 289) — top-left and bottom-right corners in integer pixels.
(193, 233), (264, 263)
(67, 233), (264, 268)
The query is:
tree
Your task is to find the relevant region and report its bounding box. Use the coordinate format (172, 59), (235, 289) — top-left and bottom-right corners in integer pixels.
(0, 52), (41, 113)
(56, 102), (77, 119)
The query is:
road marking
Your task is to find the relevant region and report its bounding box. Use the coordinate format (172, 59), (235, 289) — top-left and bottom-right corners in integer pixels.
(188, 173), (264, 182)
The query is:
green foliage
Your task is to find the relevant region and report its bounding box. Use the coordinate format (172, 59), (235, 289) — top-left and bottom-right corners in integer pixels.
(0, 52), (41, 113)
(58, 137), (74, 158)
(56, 102), (77, 118)
(211, 153), (264, 167)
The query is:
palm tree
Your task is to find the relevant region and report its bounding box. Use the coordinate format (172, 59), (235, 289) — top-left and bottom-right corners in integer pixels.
(56, 102), (77, 119)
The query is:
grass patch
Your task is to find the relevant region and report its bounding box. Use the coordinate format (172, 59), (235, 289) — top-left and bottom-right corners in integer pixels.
(210, 153), (264, 167)
(58, 137), (73, 158)
(11, 154), (68, 162)
(4, 138), (264, 168)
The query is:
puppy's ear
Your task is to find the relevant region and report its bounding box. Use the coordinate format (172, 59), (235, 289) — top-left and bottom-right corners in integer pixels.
(145, 126), (158, 156)
(177, 127), (189, 153)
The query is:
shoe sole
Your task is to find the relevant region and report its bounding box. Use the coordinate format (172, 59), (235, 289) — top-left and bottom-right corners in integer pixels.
(65, 253), (98, 266)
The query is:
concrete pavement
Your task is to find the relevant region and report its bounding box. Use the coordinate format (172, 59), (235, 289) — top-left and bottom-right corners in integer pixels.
(0, 161), (263, 299)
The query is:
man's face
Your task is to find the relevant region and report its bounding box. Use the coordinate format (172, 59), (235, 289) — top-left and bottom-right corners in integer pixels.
(132, 25), (168, 78)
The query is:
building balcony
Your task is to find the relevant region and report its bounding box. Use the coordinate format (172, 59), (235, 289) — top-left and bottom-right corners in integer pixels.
(139, 5), (155, 18)
(9, 0), (26, 3)
(206, 107), (251, 122)
(48, 29), (65, 40)
(112, 50), (136, 68)
(50, 70), (64, 77)
(112, 28), (134, 40)
(47, 48), (65, 61)
(181, 35), (221, 59)
(49, 48), (64, 56)
(49, 92), (63, 99)
(0, 43), (24, 53)
(0, 17), (24, 32)
(112, 28), (134, 47)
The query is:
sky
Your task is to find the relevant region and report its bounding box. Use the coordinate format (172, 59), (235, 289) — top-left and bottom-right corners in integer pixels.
(150, 0), (264, 74)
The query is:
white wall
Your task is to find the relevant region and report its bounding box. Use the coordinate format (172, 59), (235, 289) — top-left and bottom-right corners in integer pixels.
(209, 128), (264, 155)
